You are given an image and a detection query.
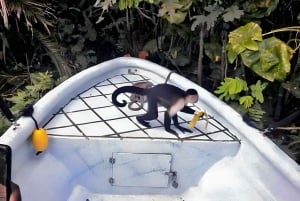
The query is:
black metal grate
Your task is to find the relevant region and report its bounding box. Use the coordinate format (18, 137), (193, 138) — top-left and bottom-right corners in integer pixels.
(44, 73), (240, 143)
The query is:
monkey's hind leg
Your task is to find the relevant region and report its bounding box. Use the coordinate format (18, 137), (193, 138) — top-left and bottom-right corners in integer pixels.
(136, 97), (158, 128)
(137, 116), (151, 127)
(164, 111), (178, 136)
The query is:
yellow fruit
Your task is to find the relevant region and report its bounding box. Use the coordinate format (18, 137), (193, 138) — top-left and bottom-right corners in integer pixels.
(31, 128), (48, 153)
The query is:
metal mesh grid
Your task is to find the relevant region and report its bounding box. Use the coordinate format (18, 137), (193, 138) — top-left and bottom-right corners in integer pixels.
(44, 73), (240, 143)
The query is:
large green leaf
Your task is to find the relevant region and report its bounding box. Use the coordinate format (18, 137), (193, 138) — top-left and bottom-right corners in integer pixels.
(28, 72), (53, 92)
(58, 19), (74, 35)
(239, 95), (254, 109)
(204, 40), (222, 62)
(227, 44), (238, 64)
(250, 80), (268, 103)
(191, 5), (223, 31)
(159, 0), (191, 24)
(227, 22), (263, 63)
(222, 5), (244, 22)
(242, 37), (294, 82)
(214, 77), (248, 101)
(282, 76), (300, 98)
(240, 49), (260, 67)
(247, 106), (266, 122)
(243, 0), (279, 18)
(163, 11), (187, 24)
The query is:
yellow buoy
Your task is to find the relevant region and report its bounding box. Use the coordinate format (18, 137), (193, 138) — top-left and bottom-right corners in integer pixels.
(31, 128), (48, 155)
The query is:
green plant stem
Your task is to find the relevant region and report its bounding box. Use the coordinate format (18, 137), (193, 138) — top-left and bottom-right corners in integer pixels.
(221, 32), (227, 79)
(168, 34), (174, 53)
(262, 27), (300, 51)
(262, 27), (300, 37)
(108, 12), (121, 33)
(136, 7), (155, 24)
(276, 127), (300, 130)
(274, 85), (285, 120)
(126, 8), (130, 32)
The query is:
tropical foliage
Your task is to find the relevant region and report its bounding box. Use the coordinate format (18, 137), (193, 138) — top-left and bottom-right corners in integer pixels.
(227, 22), (297, 82)
(214, 77), (267, 122)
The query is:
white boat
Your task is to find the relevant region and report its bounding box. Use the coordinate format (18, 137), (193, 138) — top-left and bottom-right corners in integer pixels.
(0, 57), (300, 201)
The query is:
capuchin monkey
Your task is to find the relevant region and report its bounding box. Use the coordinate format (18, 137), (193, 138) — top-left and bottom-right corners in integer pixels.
(112, 83), (199, 135)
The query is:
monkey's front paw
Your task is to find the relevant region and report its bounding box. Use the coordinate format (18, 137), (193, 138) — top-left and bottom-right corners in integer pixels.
(176, 125), (192, 133)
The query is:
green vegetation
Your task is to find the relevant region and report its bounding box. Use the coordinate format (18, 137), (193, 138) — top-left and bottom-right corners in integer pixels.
(227, 22), (297, 82)
(214, 77), (267, 123)
(0, 0), (299, 162)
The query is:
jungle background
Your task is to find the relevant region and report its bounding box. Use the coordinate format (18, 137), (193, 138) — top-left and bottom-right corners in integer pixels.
(0, 0), (300, 163)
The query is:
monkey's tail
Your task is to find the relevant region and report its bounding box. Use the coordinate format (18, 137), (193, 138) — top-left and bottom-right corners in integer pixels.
(112, 86), (147, 107)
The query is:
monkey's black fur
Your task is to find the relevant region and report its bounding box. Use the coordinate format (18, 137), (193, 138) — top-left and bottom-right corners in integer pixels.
(112, 84), (197, 135)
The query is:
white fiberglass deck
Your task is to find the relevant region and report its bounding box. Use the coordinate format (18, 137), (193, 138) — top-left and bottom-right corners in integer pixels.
(37, 72), (240, 200)
(1, 57), (299, 201)
(44, 73), (239, 142)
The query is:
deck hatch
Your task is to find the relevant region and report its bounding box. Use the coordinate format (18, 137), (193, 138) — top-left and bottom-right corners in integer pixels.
(110, 153), (172, 187)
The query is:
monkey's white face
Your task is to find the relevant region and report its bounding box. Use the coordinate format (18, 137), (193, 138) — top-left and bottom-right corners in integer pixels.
(186, 95), (198, 104)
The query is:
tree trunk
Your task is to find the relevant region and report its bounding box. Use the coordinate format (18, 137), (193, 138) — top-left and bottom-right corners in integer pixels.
(197, 25), (205, 85)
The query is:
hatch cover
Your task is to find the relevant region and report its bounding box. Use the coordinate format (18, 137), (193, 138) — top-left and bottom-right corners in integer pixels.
(111, 153), (172, 187)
